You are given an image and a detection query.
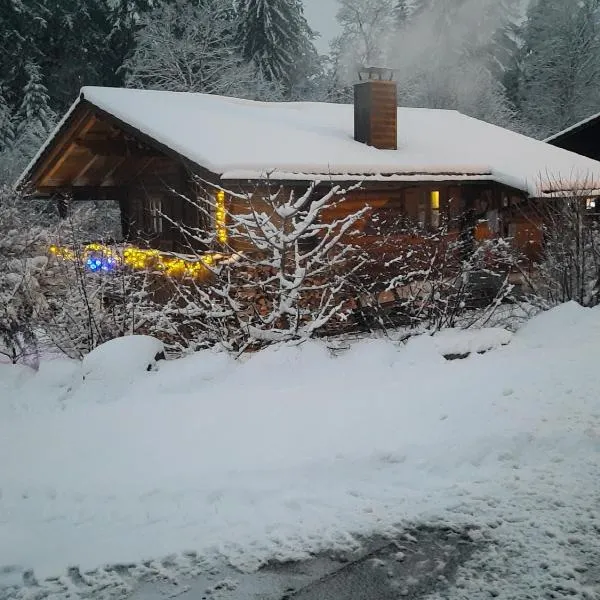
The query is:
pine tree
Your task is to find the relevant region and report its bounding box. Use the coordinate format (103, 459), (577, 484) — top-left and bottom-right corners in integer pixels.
(0, 91), (17, 180)
(12, 63), (56, 171)
(516, 0), (600, 137)
(483, 0), (521, 79)
(107, 0), (168, 85)
(39, 0), (115, 111)
(0, 0), (118, 114)
(236, 0), (319, 95)
(18, 63), (54, 132)
(0, 91), (14, 153)
(0, 0), (50, 111)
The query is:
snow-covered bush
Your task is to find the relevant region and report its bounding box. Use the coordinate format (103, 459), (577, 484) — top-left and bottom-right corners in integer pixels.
(524, 186), (600, 308)
(353, 220), (521, 334)
(41, 207), (160, 359)
(0, 186), (52, 365)
(82, 335), (165, 382)
(160, 179), (369, 352)
(150, 180), (531, 352)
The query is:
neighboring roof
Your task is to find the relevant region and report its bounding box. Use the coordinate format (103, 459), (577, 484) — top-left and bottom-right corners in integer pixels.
(544, 111), (600, 144)
(20, 86), (600, 196)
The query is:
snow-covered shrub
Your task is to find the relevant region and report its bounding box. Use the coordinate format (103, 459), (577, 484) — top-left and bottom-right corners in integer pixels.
(152, 179), (530, 351)
(353, 220), (521, 334)
(524, 187), (600, 308)
(0, 186), (52, 365)
(39, 204), (161, 359)
(161, 179), (370, 352)
(81, 335), (165, 382)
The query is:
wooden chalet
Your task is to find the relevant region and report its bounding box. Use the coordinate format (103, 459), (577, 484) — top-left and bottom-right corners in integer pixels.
(18, 69), (600, 269)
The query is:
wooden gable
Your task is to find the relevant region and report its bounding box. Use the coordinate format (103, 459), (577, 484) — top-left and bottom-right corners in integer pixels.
(28, 101), (179, 197)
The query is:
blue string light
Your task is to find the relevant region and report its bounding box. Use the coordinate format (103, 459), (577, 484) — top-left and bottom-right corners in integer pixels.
(85, 253), (118, 273)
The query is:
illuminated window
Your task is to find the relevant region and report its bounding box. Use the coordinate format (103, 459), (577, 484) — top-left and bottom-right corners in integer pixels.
(586, 197), (596, 210)
(430, 190), (440, 228)
(215, 190), (228, 244)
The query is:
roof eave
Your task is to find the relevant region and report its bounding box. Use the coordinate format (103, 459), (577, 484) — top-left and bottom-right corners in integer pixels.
(544, 111), (600, 144)
(14, 93), (85, 191)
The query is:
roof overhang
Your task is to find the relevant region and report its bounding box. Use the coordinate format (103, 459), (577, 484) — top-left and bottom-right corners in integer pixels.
(544, 111), (600, 145)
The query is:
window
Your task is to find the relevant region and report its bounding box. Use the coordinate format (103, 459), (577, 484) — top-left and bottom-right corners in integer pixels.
(586, 197), (596, 211)
(430, 190), (440, 228)
(149, 197), (163, 233)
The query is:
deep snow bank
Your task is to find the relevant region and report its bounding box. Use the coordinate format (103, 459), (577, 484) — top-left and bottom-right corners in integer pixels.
(0, 305), (599, 592)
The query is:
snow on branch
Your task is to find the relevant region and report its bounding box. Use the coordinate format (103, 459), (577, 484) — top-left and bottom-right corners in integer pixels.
(162, 176), (370, 351)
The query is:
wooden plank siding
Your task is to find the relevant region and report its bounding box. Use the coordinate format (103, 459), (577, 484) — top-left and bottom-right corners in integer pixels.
(222, 181), (542, 262)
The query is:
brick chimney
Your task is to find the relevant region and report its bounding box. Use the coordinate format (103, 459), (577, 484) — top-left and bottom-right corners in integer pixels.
(354, 67), (397, 150)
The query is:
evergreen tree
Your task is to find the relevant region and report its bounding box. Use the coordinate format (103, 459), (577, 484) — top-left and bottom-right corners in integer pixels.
(484, 0), (521, 80)
(0, 0), (117, 114)
(236, 0), (319, 95)
(13, 63), (56, 172)
(38, 0), (115, 111)
(107, 0), (169, 84)
(18, 63), (55, 132)
(516, 0), (600, 137)
(124, 0), (282, 100)
(0, 0), (50, 111)
(0, 91), (16, 180)
(0, 91), (14, 153)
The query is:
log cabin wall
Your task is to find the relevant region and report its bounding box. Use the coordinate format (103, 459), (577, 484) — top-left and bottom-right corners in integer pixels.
(318, 182), (502, 239)
(223, 180), (542, 262)
(225, 186), (287, 253)
(124, 158), (210, 252)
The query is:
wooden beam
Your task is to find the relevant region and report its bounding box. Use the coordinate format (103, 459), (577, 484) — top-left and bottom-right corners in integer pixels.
(72, 154), (100, 186)
(73, 138), (163, 157)
(40, 114), (97, 185)
(100, 156), (128, 186)
(37, 186), (124, 200)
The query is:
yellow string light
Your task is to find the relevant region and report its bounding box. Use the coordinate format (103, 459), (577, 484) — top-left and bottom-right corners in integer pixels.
(48, 243), (224, 281)
(215, 190), (228, 245)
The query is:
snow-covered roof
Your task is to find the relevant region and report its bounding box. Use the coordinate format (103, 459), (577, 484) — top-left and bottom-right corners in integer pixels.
(21, 86), (600, 196)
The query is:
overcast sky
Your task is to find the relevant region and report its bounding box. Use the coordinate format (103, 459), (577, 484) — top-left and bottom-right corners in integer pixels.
(302, 0), (340, 53)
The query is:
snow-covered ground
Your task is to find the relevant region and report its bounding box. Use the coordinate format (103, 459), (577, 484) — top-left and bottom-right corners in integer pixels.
(1, 302), (599, 599)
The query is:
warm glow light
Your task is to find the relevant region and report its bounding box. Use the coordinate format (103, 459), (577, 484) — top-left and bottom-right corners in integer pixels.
(48, 243), (226, 281)
(215, 190), (228, 245)
(430, 190), (440, 210)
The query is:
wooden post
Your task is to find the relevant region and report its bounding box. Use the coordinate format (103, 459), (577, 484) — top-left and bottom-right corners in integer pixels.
(56, 194), (70, 218)
(118, 188), (132, 241)
(459, 187), (478, 260)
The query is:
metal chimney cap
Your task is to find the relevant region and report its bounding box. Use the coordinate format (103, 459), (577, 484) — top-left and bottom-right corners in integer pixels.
(357, 66), (396, 82)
